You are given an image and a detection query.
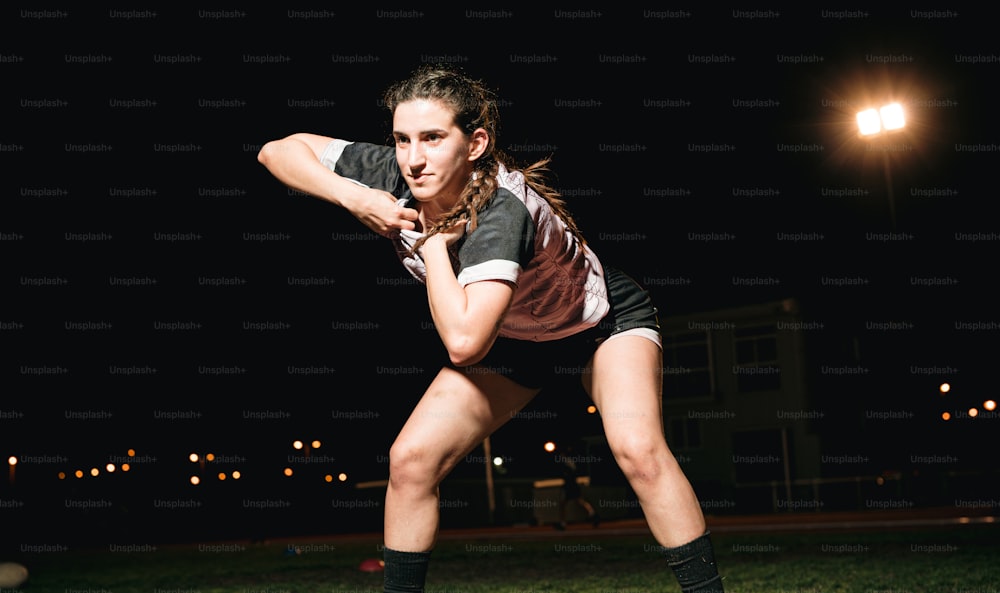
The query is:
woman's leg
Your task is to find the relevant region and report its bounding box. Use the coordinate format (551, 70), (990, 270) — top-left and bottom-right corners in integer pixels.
(583, 334), (705, 545)
(583, 335), (724, 592)
(384, 365), (540, 552)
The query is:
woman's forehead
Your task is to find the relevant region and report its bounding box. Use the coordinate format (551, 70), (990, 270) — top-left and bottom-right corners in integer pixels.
(393, 99), (455, 129)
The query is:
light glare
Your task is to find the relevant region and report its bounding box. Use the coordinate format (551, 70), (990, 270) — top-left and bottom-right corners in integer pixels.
(880, 103), (905, 130)
(857, 109), (882, 135)
(856, 103), (905, 136)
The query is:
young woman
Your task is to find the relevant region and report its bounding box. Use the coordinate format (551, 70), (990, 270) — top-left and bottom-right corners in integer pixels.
(258, 65), (725, 593)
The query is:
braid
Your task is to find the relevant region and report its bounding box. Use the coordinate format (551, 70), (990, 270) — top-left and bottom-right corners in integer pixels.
(519, 155), (587, 246)
(409, 158), (498, 254)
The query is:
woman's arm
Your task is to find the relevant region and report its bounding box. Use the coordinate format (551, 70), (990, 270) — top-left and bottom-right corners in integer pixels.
(257, 133), (417, 236)
(420, 232), (514, 367)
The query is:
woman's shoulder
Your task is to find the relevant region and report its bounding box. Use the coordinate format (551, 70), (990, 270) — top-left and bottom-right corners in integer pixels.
(333, 142), (409, 198)
(494, 164), (525, 194)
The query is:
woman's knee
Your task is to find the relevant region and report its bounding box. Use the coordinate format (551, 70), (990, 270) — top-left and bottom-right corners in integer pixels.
(609, 433), (672, 483)
(387, 439), (448, 490)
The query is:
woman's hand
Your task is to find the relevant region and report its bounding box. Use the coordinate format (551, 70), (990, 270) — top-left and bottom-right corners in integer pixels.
(425, 218), (467, 248)
(257, 133), (419, 237)
(352, 189), (419, 238)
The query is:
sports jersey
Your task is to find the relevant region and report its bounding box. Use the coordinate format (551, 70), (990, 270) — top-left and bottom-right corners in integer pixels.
(319, 139), (610, 342)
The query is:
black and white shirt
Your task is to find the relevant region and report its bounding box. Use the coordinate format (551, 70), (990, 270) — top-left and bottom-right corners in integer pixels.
(320, 139), (609, 342)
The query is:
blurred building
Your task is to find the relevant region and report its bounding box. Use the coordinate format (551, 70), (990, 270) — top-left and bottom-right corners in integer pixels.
(577, 298), (827, 518)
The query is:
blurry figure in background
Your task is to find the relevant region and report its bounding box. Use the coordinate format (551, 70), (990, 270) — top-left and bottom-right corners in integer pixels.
(555, 444), (599, 530)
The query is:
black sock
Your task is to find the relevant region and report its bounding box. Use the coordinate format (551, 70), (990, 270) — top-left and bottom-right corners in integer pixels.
(662, 531), (725, 593)
(383, 547), (432, 593)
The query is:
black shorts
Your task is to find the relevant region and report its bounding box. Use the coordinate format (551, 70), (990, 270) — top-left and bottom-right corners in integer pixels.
(459, 267), (660, 390)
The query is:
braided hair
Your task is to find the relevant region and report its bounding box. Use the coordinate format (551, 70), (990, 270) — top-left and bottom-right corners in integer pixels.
(382, 65), (586, 254)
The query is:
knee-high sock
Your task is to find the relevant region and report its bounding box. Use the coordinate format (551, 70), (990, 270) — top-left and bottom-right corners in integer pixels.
(662, 531), (725, 593)
(383, 547), (432, 593)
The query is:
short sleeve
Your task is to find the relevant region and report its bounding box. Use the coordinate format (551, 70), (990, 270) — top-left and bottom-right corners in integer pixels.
(456, 188), (535, 286)
(319, 140), (412, 201)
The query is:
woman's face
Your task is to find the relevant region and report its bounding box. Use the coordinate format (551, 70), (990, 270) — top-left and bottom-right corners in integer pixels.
(392, 98), (478, 207)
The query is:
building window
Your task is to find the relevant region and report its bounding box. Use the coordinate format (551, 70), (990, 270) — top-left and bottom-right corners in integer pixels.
(668, 416), (702, 451)
(733, 325), (781, 392)
(663, 330), (714, 400)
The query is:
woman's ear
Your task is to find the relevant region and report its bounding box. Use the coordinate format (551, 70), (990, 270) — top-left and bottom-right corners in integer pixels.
(468, 128), (490, 161)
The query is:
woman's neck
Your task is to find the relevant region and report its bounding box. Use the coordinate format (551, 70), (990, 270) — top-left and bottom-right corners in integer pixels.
(415, 194), (459, 231)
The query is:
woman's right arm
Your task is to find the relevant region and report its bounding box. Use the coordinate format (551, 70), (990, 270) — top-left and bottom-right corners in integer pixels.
(257, 132), (417, 236)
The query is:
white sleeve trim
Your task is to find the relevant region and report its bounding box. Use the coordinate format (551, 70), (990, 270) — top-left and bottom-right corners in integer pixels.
(457, 260), (521, 287)
(318, 139), (354, 170)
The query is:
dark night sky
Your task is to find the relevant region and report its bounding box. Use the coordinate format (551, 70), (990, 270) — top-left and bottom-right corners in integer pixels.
(2, 7), (997, 542)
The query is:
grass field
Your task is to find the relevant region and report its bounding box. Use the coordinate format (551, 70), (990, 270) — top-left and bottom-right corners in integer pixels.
(9, 519), (998, 592)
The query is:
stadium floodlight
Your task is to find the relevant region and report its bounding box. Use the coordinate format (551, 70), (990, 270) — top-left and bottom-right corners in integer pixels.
(857, 109), (881, 136)
(857, 102), (905, 136)
(856, 101), (907, 230)
(879, 103), (905, 130)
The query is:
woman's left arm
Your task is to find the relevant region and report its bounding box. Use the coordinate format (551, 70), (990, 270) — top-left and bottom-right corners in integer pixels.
(420, 233), (514, 367)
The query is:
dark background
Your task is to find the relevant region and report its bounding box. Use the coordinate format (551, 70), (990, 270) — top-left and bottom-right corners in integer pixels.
(2, 7), (996, 546)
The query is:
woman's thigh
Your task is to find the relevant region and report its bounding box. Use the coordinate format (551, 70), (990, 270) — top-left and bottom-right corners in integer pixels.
(391, 364), (541, 477)
(582, 334), (666, 450)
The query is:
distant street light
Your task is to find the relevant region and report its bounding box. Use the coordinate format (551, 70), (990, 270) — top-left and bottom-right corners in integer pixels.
(292, 439), (322, 458)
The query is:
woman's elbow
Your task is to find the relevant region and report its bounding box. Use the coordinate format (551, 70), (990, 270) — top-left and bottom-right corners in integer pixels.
(258, 134), (304, 166)
(444, 336), (490, 368)
(257, 140), (281, 166)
